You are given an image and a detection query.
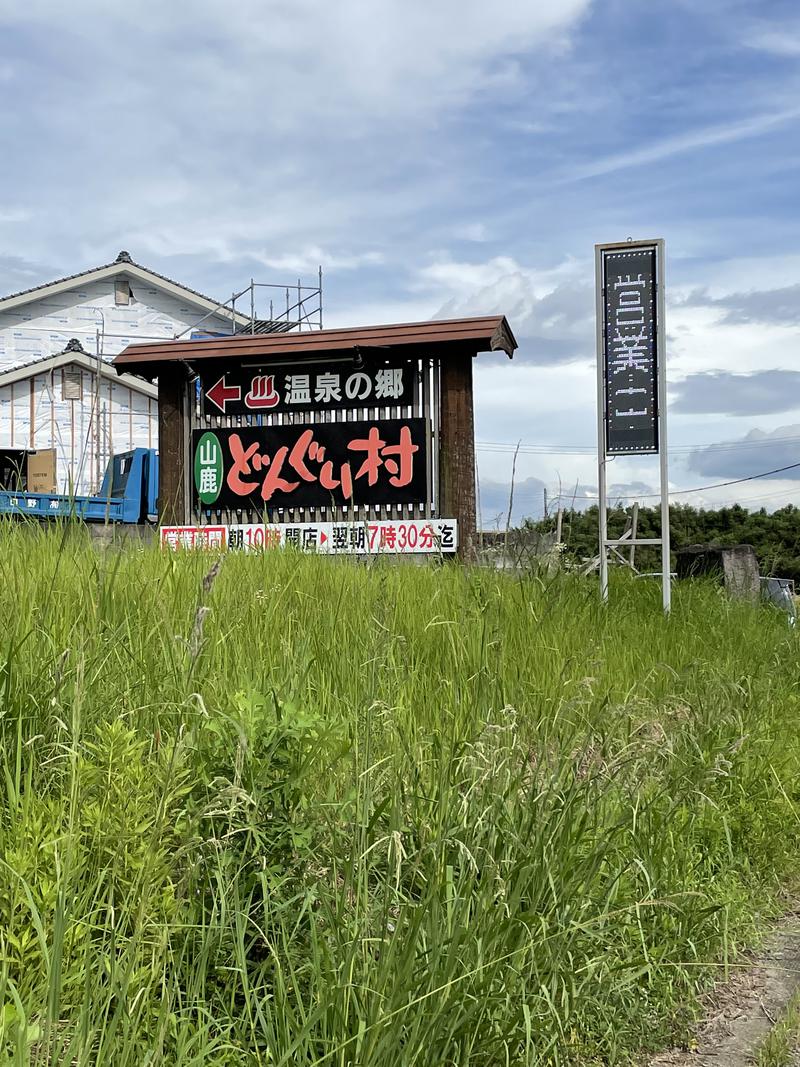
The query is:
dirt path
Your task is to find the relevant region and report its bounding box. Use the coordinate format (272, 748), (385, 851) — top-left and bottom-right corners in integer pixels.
(647, 912), (800, 1067)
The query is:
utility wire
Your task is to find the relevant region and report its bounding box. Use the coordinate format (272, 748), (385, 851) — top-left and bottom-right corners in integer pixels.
(548, 460), (800, 503)
(476, 433), (800, 457)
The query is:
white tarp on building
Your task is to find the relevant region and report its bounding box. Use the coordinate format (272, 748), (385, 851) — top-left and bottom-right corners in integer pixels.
(0, 253), (241, 494)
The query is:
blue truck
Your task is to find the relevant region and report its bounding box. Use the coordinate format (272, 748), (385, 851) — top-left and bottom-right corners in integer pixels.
(0, 448), (159, 524)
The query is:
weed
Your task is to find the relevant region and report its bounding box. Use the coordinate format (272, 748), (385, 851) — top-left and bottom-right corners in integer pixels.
(0, 524), (798, 1063)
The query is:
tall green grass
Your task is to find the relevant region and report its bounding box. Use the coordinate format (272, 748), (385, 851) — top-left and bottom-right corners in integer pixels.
(1, 522), (799, 1064)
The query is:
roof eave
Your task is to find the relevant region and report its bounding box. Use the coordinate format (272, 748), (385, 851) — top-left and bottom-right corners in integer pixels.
(122, 263), (251, 326)
(0, 351), (158, 397)
(112, 315), (519, 372)
(490, 316), (517, 358)
(0, 260), (251, 327)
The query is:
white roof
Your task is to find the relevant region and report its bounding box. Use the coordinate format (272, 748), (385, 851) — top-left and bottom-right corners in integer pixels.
(0, 250), (249, 328)
(0, 350), (157, 398)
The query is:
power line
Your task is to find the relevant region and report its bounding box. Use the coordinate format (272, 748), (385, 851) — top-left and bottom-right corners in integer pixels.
(695, 488), (799, 508)
(549, 460), (800, 503)
(476, 433), (800, 457)
(668, 463), (800, 494)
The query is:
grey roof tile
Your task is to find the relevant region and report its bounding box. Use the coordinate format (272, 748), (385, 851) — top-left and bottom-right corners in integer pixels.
(0, 251), (228, 310)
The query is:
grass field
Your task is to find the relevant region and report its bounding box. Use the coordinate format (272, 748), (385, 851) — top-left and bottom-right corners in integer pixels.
(1, 525), (799, 1065)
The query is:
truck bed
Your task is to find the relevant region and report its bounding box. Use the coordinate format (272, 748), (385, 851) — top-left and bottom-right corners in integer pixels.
(0, 448), (158, 525)
(0, 490), (139, 523)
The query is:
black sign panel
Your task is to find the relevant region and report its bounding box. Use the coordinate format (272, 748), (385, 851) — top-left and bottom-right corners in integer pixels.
(193, 418), (427, 510)
(602, 246), (658, 454)
(199, 361), (414, 417)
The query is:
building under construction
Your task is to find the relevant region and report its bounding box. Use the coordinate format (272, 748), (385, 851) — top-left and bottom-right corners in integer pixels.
(0, 251), (322, 493)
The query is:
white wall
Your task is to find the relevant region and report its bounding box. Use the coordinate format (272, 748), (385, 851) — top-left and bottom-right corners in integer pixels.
(0, 365), (158, 494)
(0, 272), (232, 493)
(0, 273), (234, 370)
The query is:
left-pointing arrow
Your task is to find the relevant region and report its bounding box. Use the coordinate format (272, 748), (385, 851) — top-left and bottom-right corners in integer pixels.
(206, 375), (242, 413)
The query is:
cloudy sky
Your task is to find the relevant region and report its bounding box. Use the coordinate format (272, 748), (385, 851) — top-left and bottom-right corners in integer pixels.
(1, 0), (800, 524)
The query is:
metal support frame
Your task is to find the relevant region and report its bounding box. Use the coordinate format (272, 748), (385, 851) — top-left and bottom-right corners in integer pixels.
(656, 242), (671, 613)
(595, 249), (609, 602)
(595, 238), (670, 613)
(174, 272), (324, 341)
(606, 537), (663, 546)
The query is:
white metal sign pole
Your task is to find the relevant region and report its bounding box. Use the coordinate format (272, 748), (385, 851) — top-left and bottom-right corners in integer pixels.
(656, 238), (671, 614)
(594, 244), (609, 602)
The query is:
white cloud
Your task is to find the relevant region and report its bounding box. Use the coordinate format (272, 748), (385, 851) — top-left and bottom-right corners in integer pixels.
(419, 256), (531, 294)
(744, 21), (800, 58)
(0, 1), (590, 125)
(418, 254), (594, 364)
(323, 298), (436, 329)
(135, 243), (384, 275)
(0, 0), (592, 284)
(558, 106), (800, 182)
(667, 305), (800, 380)
(251, 249), (383, 274)
(462, 250), (800, 508)
(453, 222), (490, 243)
(672, 255), (800, 295)
(473, 362), (598, 485)
(0, 210), (29, 224)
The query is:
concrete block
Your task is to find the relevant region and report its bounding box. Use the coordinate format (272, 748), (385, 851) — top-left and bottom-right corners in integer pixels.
(675, 543), (760, 602)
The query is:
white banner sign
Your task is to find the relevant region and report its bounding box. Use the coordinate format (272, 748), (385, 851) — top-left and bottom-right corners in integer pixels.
(160, 519), (458, 554)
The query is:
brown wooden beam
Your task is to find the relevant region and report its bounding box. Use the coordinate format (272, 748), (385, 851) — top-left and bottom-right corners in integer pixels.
(438, 351), (477, 561)
(157, 364), (188, 525)
(113, 315), (517, 372)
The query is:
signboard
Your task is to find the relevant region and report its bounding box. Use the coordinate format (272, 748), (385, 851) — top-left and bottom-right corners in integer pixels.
(601, 245), (658, 455)
(200, 361), (414, 416)
(160, 519), (457, 554)
(595, 238), (670, 614)
(192, 418), (427, 510)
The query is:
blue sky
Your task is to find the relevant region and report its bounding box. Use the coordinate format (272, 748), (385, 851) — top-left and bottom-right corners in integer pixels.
(1, 0), (799, 523)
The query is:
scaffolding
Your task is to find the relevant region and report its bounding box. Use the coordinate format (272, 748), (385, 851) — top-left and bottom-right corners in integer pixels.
(1, 270), (324, 497)
(175, 268), (324, 340)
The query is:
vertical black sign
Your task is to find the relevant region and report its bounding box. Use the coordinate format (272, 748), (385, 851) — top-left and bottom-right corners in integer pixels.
(602, 246), (658, 454)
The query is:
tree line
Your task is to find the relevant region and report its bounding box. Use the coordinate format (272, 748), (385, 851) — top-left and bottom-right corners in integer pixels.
(527, 502), (800, 583)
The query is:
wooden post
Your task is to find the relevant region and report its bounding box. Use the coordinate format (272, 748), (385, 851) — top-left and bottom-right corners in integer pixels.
(157, 364), (188, 525)
(629, 502), (639, 570)
(439, 350), (477, 560)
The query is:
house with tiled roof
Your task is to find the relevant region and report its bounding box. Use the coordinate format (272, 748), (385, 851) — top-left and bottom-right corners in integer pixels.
(0, 251), (243, 494)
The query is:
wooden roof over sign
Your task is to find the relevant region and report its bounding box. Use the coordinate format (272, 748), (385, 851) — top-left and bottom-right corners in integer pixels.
(112, 315), (517, 378)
